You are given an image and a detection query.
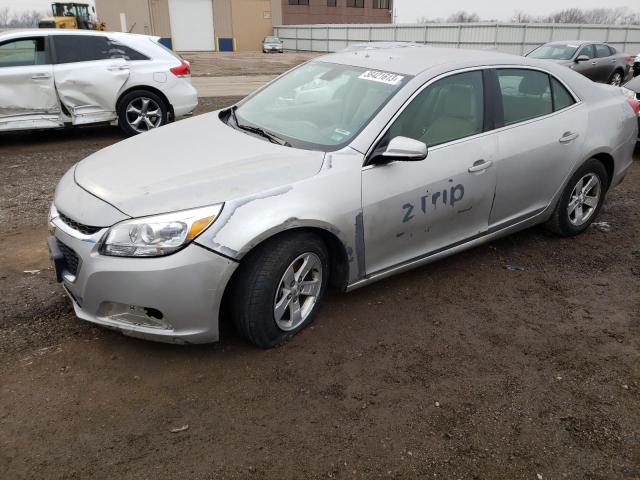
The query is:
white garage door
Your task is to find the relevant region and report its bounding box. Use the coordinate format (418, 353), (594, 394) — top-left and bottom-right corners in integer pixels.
(168, 0), (215, 51)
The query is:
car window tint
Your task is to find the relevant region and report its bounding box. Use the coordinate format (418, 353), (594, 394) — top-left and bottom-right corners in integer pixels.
(386, 71), (484, 147)
(578, 44), (595, 59)
(0, 38), (46, 67)
(608, 45), (617, 55)
(551, 77), (575, 111)
(497, 69), (552, 126)
(595, 44), (611, 58)
(54, 35), (148, 63)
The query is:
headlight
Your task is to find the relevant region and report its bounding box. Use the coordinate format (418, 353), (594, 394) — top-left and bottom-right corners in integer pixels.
(100, 204), (223, 257)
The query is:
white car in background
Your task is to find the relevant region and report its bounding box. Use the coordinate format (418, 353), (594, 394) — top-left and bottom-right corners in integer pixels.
(0, 29), (198, 136)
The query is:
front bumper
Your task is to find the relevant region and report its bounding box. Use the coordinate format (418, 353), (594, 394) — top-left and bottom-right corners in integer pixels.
(263, 45), (283, 52)
(50, 215), (237, 344)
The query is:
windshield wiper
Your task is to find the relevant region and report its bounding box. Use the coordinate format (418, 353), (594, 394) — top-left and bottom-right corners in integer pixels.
(227, 106), (290, 147)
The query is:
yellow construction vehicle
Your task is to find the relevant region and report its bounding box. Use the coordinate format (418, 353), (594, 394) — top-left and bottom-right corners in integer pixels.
(38, 3), (105, 30)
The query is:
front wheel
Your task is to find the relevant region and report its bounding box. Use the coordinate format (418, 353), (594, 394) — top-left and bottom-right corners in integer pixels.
(230, 232), (329, 348)
(608, 70), (623, 86)
(545, 158), (608, 237)
(117, 90), (168, 136)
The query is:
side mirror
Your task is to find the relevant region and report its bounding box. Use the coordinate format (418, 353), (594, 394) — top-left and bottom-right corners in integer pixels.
(380, 136), (428, 162)
(575, 55), (589, 63)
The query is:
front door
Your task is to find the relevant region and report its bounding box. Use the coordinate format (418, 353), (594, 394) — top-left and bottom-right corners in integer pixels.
(52, 35), (130, 125)
(0, 36), (60, 131)
(573, 44), (598, 81)
(362, 70), (497, 275)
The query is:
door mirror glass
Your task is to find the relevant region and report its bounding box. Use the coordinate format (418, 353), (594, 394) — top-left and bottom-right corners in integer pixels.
(575, 54), (590, 63)
(381, 136), (428, 162)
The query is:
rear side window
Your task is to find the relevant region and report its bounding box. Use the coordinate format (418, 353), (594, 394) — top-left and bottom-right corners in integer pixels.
(497, 69), (552, 125)
(53, 35), (148, 63)
(551, 77), (575, 111)
(595, 44), (611, 58)
(0, 38), (47, 67)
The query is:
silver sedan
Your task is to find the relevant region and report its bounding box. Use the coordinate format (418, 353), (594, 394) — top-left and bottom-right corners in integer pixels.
(49, 47), (638, 348)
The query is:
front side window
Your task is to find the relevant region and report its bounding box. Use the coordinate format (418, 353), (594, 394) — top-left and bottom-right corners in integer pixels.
(527, 43), (579, 60)
(383, 70), (484, 148)
(233, 62), (408, 151)
(53, 35), (148, 63)
(497, 69), (552, 126)
(0, 38), (47, 67)
(577, 44), (595, 59)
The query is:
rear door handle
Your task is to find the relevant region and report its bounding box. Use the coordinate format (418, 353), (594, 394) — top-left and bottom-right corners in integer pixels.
(108, 65), (130, 71)
(31, 73), (51, 79)
(468, 159), (493, 173)
(559, 132), (579, 144)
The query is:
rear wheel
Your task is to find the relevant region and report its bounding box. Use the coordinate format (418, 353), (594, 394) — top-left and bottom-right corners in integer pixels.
(118, 90), (168, 136)
(230, 232), (329, 348)
(545, 158), (608, 237)
(608, 70), (623, 86)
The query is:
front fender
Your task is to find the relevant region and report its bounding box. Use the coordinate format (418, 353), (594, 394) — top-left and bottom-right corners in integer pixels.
(194, 148), (365, 284)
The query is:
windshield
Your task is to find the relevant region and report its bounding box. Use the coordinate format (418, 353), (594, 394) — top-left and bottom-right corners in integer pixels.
(264, 37), (280, 43)
(527, 44), (579, 60)
(232, 62), (409, 151)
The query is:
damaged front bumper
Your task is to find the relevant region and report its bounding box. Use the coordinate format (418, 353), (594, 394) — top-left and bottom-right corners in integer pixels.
(49, 211), (238, 344)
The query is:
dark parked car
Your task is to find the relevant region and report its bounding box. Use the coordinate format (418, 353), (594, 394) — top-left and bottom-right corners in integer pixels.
(633, 53), (640, 77)
(527, 41), (631, 86)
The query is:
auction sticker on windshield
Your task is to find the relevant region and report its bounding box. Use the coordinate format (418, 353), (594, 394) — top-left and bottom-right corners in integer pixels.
(359, 70), (404, 85)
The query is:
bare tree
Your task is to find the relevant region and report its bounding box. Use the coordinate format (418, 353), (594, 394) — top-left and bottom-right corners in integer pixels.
(511, 11), (534, 23)
(0, 6), (10, 28)
(446, 11), (480, 23)
(8, 10), (43, 28)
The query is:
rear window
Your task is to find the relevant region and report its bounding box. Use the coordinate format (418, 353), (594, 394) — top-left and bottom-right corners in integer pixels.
(53, 35), (148, 63)
(551, 77), (575, 111)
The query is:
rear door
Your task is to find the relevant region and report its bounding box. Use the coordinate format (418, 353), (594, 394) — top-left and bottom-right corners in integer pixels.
(489, 68), (587, 228)
(52, 34), (131, 125)
(594, 44), (615, 82)
(0, 35), (61, 131)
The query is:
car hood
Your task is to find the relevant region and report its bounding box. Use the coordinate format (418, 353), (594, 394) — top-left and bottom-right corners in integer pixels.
(74, 112), (326, 218)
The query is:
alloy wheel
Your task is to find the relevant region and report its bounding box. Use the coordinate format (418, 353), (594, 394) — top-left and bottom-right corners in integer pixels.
(609, 72), (623, 86)
(125, 97), (163, 133)
(567, 173), (601, 226)
(273, 252), (323, 331)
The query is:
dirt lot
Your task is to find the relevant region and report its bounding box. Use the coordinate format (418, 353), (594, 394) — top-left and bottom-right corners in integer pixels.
(182, 51), (320, 77)
(1, 88), (640, 477)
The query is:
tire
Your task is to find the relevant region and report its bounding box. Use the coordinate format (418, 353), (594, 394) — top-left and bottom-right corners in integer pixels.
(117, 90), (168, 137)
(230, 232), (329, 348)
(545, 158), (609, 237)
(608, 69), (623, 86)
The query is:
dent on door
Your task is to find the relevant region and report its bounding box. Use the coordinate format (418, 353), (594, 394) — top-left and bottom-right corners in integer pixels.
(0, 66), (62, 130)
(54, 58), (130, 125)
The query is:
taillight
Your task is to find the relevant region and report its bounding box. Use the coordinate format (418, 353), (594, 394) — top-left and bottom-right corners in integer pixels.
(624, 55), (633, 64)
(170, 60), (191, 77)
(622, 87), (640, 116)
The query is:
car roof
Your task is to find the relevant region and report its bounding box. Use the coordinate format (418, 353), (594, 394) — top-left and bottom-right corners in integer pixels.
(543, 40), (605, 46)
(319, 46), (526, 76)
(0, 28), (156, 41)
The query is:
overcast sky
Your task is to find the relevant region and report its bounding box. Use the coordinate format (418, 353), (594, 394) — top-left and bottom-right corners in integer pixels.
(0, 0), (637, 22)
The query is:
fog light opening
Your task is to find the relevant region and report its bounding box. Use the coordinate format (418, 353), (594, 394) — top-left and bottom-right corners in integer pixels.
(144, 307), (163, 320)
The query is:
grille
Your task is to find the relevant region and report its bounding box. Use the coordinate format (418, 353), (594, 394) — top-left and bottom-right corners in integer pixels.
(58, 212), (103, 235)
(57, 240), (80, 277)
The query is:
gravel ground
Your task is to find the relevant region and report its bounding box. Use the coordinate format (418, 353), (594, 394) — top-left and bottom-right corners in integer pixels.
(1, 94), (639, 479)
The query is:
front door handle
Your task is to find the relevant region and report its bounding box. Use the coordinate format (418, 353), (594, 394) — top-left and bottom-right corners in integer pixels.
(31, 73), (51, 79)
(468, 159), (493, 173)
(559, 131), (579, 144)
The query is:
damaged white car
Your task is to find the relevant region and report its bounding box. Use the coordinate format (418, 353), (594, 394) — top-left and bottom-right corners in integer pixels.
(0, 29), (198, 136)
